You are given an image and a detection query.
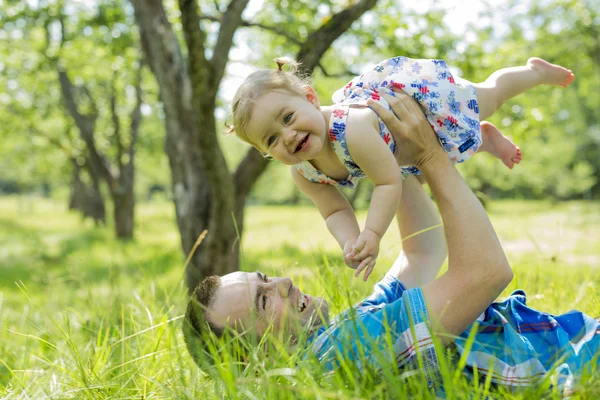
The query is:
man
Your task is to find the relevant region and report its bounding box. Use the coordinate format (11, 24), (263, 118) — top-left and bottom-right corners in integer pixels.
(184, 91), (599, 394)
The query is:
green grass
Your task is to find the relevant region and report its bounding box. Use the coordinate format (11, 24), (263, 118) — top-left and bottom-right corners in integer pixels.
(0, 196), (598, 399)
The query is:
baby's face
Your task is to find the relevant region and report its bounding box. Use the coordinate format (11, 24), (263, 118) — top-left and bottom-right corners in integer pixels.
(245, 89), (327, 165)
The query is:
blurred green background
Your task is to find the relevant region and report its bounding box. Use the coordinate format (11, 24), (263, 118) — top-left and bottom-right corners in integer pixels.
(1, 0), (599, 204)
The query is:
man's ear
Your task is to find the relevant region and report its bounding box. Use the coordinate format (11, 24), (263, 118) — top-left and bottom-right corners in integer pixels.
(304, 85), (321, 108)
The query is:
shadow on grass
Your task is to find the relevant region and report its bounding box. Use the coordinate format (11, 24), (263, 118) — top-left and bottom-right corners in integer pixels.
(0, 216), (182, 290)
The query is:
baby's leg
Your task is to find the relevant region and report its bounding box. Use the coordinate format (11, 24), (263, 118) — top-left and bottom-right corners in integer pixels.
(473, 58), (574, 120)
(478, 121), (522, 169)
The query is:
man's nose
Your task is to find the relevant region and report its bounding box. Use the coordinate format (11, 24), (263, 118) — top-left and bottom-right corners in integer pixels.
(282, 128), (297, 146)
(275, 277), (292, 298)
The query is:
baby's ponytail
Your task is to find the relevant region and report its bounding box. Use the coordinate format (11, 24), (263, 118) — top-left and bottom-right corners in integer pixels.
(273, 57), (300, 74)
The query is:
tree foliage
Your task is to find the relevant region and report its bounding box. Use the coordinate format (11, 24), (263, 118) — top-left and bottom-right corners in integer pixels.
(1, 0), (598, 273)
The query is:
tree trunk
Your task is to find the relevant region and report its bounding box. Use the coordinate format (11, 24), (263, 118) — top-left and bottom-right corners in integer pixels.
(69, 161), (84, 211)
(133, 0), (240, 290)
(57, 53), (142, 239)
(86, 159), (106, 226)
(113, 194), (134, 236)
(69, 158), (106, 225)
(111, 155), (135, 237)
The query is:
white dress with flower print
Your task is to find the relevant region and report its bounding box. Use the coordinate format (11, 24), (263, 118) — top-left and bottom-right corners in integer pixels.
(295, 56), (482, 188)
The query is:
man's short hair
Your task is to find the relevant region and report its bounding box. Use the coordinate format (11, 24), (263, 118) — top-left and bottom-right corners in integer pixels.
(182, 275), (223, 368)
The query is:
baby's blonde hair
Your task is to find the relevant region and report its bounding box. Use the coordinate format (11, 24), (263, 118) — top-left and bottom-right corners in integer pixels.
(228, 57), (311, 145)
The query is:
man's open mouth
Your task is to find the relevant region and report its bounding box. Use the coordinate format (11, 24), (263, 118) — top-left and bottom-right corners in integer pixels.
(297, 294), (309, 313)
(294, 135), (309, 153)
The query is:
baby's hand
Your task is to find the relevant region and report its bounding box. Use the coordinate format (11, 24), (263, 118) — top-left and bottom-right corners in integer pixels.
(348, 229), (381, 281)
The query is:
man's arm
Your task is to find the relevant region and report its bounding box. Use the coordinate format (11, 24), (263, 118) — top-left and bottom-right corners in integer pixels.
(386, 175), (447, 289)
(369, 92), (513, 346)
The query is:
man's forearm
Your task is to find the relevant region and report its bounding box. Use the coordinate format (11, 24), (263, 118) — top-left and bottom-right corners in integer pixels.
(420, 155), (508, 279)
(420, 153), (512, 341)
(326, 208), (360, 248)
(366, 90), (512, 343)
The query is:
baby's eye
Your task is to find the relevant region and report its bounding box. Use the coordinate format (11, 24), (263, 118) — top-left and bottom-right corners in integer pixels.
(267, 135), (277, 147)
(283, 112), (293, 124)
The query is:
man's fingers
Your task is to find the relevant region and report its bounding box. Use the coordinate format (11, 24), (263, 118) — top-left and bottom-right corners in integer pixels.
(366, 99), (388, 115)
(381, 92), (412, 119)
(354, 256), (373, 278)
(385, 90), (425, 122)
(368, 99), (404, 132)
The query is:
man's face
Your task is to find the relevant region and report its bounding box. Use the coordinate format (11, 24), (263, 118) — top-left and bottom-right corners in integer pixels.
(208, 271), (329, 338)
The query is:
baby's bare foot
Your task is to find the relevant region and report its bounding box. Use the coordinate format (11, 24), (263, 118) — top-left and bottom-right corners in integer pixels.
(479, 121), (522, 169)
(527, 57), (575, 87)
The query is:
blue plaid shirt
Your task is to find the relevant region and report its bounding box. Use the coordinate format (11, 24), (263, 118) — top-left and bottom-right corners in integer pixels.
(307, 275), (600, 396)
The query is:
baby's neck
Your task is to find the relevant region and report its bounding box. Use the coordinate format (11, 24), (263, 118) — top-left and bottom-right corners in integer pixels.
(306, 105), (350, 181)
(311, 105), (335, 164)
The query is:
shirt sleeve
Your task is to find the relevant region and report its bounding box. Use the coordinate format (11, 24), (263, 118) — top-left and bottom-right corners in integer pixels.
(379, 287), (442, 387)
(308, 286), (442, 390)
(357, 275), (407, 307)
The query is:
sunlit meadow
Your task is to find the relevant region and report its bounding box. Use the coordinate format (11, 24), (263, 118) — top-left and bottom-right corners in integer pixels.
(0, 196), (598, 399)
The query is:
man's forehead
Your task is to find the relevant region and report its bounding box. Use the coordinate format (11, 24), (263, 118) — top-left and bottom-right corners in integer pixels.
(220, 271), (257, 286)
(216, 271), (259, 303)
(209, 271), (259, 327)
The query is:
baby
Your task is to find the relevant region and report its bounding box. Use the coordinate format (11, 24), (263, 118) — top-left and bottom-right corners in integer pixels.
(229, 56), (574, 280)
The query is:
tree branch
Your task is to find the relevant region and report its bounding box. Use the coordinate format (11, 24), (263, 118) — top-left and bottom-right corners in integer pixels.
(110, 71), (124, 172)
(131, 0), (189, 116)
(28, 126), (73, 157)
(128, 61), (143, 162)
(208, 0), (250, 101)
(178, 0), (211, 106)
(179, 0), (234, 186)
(213, 0), (224, 13)
(57, 70), (96, 141)
(200, 13), (302, 45)
(318, 63), (358, 78)
(58, 6), (67, 48)
(297, 0), (378, 73)
(57, 69), (115, 187)
(233, 147), (269, 200)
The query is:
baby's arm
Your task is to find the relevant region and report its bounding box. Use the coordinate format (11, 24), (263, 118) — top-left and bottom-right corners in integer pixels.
(346, 107), (404, 280)
(290, 167), (360, 258)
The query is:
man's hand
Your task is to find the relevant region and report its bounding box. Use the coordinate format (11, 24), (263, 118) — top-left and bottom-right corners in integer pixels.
(367, 90), (446, 168)
(346, 229), (381, 281)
